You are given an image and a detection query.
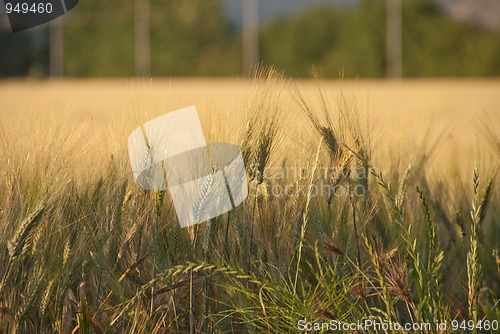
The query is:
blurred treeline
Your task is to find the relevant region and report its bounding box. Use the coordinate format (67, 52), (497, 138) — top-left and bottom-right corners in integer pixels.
(1, 0), (500, 78)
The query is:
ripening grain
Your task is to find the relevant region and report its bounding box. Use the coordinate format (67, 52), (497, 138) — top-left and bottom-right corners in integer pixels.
(0, 76), (498, 333)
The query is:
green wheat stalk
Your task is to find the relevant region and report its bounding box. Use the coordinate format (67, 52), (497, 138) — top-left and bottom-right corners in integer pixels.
(467, 165), (493, 330)
(293, 137), (322, 296)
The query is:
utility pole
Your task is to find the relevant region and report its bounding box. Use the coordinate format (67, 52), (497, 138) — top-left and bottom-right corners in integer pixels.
(49, 18), (64, 77)
(386, 0), (402, 78)
(242, 0), (259, 76)
(135, 0), (151, 77)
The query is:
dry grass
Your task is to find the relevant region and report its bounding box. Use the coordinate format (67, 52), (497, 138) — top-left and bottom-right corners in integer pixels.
(0, 74), (499, 333)
(1, 77), (498, 171)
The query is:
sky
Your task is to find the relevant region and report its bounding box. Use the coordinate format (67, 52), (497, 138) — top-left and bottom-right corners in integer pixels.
(223, 0), (360, 24)
(224, 0), (500, 31)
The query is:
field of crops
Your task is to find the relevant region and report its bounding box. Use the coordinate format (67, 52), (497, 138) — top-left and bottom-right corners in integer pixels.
(0, 70), (499, 332)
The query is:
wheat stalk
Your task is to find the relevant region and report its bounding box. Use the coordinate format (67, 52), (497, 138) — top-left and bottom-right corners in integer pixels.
(7, 204), (45, 259)
(467, 166), (493, 329)
(293, 137), (322, 296)
(192, 171), (217, 224)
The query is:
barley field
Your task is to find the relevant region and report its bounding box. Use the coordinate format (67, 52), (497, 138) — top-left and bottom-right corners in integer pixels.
(0, 70), (499, 333)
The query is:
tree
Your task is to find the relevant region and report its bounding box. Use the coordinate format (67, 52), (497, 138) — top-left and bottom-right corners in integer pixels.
(63, 0), (236, 76)
(260, 0), (500, 78)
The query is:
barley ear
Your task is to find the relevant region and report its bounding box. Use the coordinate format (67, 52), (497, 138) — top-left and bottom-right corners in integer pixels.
(7, 204), (45, 259)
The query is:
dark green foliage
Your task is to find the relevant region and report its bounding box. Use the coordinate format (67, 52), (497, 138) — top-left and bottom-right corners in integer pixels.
(261, 0), (500, 77)
(63, 0), (238, 77)
(4, 0), (500, 77)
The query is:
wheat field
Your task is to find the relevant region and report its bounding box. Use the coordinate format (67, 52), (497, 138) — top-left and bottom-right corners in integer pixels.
(0, 72), (499, 332)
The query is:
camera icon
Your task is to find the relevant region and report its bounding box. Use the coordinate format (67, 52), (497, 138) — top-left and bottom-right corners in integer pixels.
(3, 0), (79, 32)
(128, 105), (248, 228)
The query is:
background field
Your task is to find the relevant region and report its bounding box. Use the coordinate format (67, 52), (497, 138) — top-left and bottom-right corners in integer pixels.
(1, 78), (499, 175)
(0, 76), (499, 332)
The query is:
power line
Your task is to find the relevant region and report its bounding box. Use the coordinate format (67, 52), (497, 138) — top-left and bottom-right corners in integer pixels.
(386, 0), (402, 78)
(242, 0), (259, 76)
(49, 18), (64, 77)
(135, 0), (150, 77)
